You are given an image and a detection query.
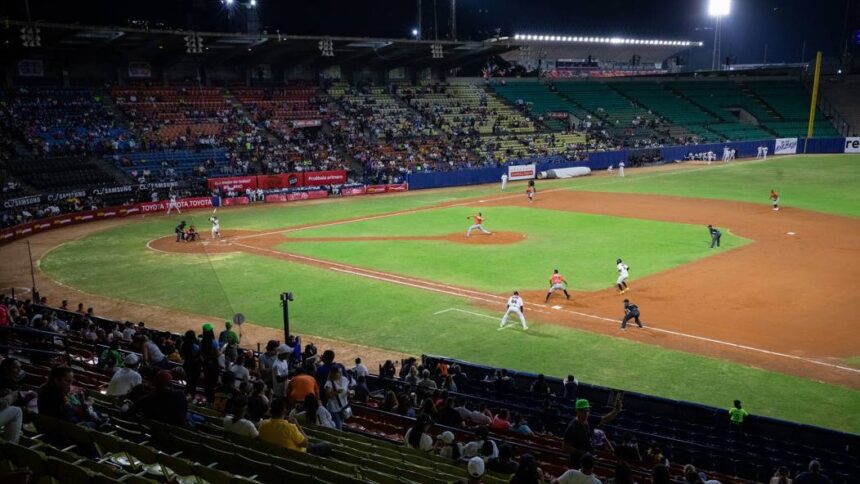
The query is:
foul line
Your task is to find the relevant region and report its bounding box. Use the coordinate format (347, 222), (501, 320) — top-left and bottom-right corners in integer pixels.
(231, 242), (860, 375)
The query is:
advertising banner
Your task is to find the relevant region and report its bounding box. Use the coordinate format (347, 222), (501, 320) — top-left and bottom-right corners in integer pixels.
(341, 186), (367, 197)
(287, 190), (329, 202)
(138, 197), (212, 213)
(303, 170), (347, 186)
(508, 164), (537, 181)
(844, 137), (860, 153)
(385, 183), (409, 192)
(222, 197), (250, 206)
(366, 185), (388, 194)
(207, 176), (257, 192)
(774, 138), (799, 155)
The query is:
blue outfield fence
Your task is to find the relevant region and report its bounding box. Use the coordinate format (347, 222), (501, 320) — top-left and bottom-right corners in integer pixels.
(406, 137), (851, 190)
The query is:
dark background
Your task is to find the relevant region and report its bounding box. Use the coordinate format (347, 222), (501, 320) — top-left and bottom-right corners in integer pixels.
(1, 0), (857, 67)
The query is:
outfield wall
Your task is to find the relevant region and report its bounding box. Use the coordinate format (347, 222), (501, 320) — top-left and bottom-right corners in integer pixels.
(406, 137), (849, 190)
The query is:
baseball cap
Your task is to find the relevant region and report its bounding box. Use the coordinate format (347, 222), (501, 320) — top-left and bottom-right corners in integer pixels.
(437, 431), (455, 444)
(467, 456), (485, 478)
(575, 399), (591, 410)
(123, 354), (139, 366)
(155, 370), (173, 389)
(276, 344), (292, 355)
(225, 321), (232, 329)
(202, 323), (214, 332)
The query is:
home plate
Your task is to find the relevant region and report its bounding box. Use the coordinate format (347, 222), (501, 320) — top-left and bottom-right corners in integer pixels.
(786, 232), (797, 236)
(551, 305), (563, 310)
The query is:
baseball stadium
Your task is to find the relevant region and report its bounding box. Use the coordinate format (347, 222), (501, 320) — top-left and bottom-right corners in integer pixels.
(0, 1), (859, 483)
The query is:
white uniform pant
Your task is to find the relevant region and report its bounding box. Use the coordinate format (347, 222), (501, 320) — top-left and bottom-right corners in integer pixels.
(167, 201), (181, 214)
(501, 179), (507, 190)
(0, 405), (22, 443)
(619, 166), (625, 177)
(466, 224), (491, 237)
(211, 226), (220, 238)
(500, 307), (527, 329)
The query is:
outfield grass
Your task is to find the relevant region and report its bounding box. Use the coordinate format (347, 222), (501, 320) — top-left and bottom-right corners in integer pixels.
(41, 225), (860, 433)
(565, 154), (860, 217)
(280, 206), (746, 292)
(39, 155), (860, 433)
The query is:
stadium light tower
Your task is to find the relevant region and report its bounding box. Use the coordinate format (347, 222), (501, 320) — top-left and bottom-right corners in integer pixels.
(709, 0), (731, 70)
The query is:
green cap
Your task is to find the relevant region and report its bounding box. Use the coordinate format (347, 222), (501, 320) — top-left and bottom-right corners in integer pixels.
(225, 321), (232, 328)
(202, 323), (214, 332)
(575, 399), (590, 410)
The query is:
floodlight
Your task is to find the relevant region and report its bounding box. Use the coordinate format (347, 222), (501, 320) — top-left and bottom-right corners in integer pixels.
(224, 0), (234, 4)
(249, 0), (256, 6)
(708, 0), (731, 17)
(412, 28), (419, 37)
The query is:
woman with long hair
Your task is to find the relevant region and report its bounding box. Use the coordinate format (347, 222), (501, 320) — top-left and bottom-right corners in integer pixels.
(380, 390), (398, 412)
(180, 330), (201, 397)
(404, 414), (434, 452)
(223, 396), (258, 438)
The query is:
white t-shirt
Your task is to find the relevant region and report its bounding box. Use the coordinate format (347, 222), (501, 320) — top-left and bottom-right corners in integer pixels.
(556, 469), (602, 484)
(352, 364), (369, 379)
(404, 428), (434, 452)
(506, 295), (523, 310)
(324, 375), (350, 414)
(230, 364), (250, 387)
(617, 263), (629, 278)
(462, 439), (498, 459)
(291, 406), (337, 429)
(271, 359), (290, 397)
(144, 340), (164, 364)
(469, 410), (492, 426)
(223, 417), (259, 439)
(106, 368), (142, 396)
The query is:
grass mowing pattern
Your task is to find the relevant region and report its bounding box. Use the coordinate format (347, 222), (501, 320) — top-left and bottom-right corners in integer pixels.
(39, 155), (860, 433)
(279, 206), (746, 292)
(565, 154), (860, 218)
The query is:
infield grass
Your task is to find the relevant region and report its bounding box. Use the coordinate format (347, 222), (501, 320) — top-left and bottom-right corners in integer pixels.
(38, 154), (860, 433)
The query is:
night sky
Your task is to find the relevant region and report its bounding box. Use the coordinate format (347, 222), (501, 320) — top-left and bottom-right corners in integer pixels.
(2, 0), (856, 67)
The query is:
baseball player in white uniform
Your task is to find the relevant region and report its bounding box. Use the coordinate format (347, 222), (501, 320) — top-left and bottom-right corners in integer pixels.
(209, 215), (221, 239)
(501, 174), (508, 191)
(167, 193), (181, 214)
(756, 146), (763, 159)
(618, 161), (625, 178)
(762, 146), (768, 159)
(722, 146), (730, 163)
(500, 291), (527, 330)
(616, 258), (630, 294)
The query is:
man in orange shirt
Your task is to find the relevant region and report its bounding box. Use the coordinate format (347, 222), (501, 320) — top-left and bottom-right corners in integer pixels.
(286, 367), (319, 407)
(465, 212), (492, 237)
(770, 189), (779, 211)
(545, 269), (571, 302)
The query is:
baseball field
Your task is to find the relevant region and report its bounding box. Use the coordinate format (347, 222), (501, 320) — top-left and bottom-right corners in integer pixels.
(19, 154), (860, 433)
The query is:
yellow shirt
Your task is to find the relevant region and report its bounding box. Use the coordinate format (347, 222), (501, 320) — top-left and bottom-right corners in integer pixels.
(258, 418), (306, 452)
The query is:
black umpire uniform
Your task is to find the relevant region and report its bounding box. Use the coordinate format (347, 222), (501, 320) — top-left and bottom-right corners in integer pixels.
(621, 299), (643, 329)
(708, 224), (722, 248)
(175, 221), (186, 242)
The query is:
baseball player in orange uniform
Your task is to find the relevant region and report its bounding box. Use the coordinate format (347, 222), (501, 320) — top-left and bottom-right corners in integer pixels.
(466, 212), (492, 237)
(545, 269), (571, 302)
(526, 180), (535, 203)
(770, 189), (779, 211)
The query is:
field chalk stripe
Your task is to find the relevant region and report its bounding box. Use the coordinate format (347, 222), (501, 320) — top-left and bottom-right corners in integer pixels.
(435, 307), (500, 321)
(235, 241), (859, 375)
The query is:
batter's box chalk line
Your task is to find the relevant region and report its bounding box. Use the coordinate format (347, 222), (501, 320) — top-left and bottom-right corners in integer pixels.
(551, 305), (563, 310)
(786, 232), (797, 236)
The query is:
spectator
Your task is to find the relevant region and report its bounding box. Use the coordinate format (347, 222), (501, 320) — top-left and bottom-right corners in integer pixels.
(494, 369), (514, 393)
(438, 397), (465, 428)
(0, 358), (33, 407)
(106, 354), (143, 397)
(405, 366), (420, 386)
(37, 366), (78, 422)
(683, 464), (719, 484)
(98, 340), (123, 369)
(323, 365), (351, 430)
(247, 380), (270, 422)
(770, 466), (792, 484)
(563, 374), (579, 400)
(271, 344), (291, 398)
(461, 456), (486, 484)
(380, 390), (398, 412)
(615, 432), (641, 463)
(286, 367), (318, 406)
(258, 340), (279, 376)
(645, 441), (668, 467)
(405, 414), (434, 452)
(181, 330), (202, 397)
(218, 321), (240, 363)
(436, 430), (462, 460)
(511, 453), (547, 484)
(290, 393), (336, 429)
(728, 400), (748, 432)
(137, 334), (169, 369)
(512, 414), (535, 436)
(352, 357), (369, 379)
(469, 402), (493, 426)
(223, 396), (258, 439)
(794, 460), (831, 484)
(605, 462), (634, 484)
(396, 393), (416, 417)
(126, 370), (187, 427)
(554, 452), (602, 484)
(229, 354), (250, 387)
(417, 369), (437, 394)
(352, 375), (370, 403)
(380, 359), (397, 379)
(463, 426), (498, 459)
(531, 373), (551, 397)
(490, 409), (512, 431)
(212, 371), (239, 414)
(487, 443), (519, 474)
(563, 397), (622, 467)
(258, 398), (329, 456)
(0, 386), (22, 443)
(314, 349), (338, 385)
(200, 324), (222, 403)
(651, 464), (671, 484)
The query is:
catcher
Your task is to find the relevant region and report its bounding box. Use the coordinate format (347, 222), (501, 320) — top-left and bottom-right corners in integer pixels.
(545, 269), (571, 302)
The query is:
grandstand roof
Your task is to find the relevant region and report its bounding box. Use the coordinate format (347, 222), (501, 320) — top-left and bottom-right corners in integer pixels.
(0, 20), (517, 68)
